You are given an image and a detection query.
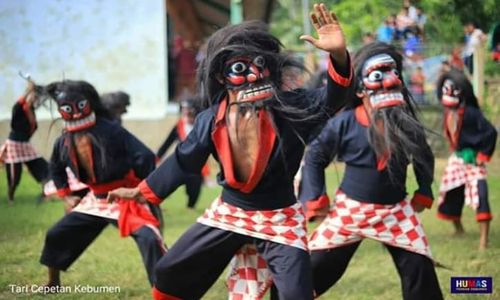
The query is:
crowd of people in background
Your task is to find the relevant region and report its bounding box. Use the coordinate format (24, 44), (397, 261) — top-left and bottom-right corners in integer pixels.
(364, 0), (495, 106)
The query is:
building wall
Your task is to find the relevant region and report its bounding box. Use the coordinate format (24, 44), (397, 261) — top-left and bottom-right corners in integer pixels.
(0, 0), (169, 121)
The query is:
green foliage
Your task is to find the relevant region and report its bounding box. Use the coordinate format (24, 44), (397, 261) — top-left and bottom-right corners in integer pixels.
(271, 0), (500, 47)
(485, 56), (500, 77)
(326, 0), (401, 45)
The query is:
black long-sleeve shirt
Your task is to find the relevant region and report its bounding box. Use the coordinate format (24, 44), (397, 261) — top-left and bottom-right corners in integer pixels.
(50, 117), (156, 196)
(300, 105), (435, 206)
(9, 98), (37, 141)
(446, 106), (497, 161)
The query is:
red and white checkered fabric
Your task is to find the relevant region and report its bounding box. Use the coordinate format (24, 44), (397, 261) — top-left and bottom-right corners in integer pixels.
(0, 139), (41, 163)
(226, 244), (272, 300)
(72, 192), (121, 219)
(197, 198), (308, 300)
(309, 191), (433, 259)
(43, 167), (88, 196)
(197, 198), (308, 250)
(438, 154), (486, 209)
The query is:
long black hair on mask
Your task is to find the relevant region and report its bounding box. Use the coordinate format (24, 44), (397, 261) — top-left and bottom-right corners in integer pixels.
(350, 42), (431, 182)
(45, 80), (110, 175)
(196, 20), (305, 109)
(436, 69), (479, 108)
(45, 80), (112, 119)
(197, 20), (329, 181)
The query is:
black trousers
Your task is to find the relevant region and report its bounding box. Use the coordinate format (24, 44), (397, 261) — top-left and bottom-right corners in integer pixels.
(438, 180), (490, 220)
(184, 174), (203, 208)
(40, 212), (165, 285)
(154, 223), (313, 300)
(311, 242), (443, 300)
(6, 158), (48, 200)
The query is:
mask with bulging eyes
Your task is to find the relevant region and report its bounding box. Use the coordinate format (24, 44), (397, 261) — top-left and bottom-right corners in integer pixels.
(223, 55), (275, 103)
(360, 54), (405, 109)
(441, 79), (461, 107)
(56, 91), (96, 131)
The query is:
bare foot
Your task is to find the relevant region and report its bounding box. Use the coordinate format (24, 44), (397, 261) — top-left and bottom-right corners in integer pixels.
(452, 220), (465, 236)
(478, 243), (488, 251)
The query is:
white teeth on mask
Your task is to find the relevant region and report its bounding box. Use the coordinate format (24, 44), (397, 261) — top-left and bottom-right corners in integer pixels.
(442, 95), (459, 104)
(65, 112), (96, 131)
(237, 84), (274, 101)
(369, 92), (404, 105)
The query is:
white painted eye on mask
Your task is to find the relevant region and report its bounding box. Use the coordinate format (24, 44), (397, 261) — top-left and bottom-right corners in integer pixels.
(368, 70), (383, 81)
(231, 62), (247, 74)
(60, 105), (72, 113)
(77, 100), (88, 110)
(253, 56), (265, 68)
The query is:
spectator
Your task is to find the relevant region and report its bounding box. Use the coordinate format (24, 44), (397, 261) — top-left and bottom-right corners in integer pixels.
(449, 46), (465, 71)
(410, 66), (426, 104)
(492, 43), (500, 62)
(173, 36), (198, 102)
(396, 7), (415, 40)
(463, 22), (487, 74)
(404, 26), (423, 61)
(413, 7), (427, 34)
(377, 18), (395, 44)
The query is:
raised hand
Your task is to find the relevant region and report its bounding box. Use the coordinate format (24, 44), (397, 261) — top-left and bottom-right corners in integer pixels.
(300, 3), (347, 66)
(107, 187), (147, 204)
(25, 81), (38, 106)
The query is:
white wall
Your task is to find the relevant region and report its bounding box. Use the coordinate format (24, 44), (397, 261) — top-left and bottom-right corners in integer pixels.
(0, 0), (168, 120)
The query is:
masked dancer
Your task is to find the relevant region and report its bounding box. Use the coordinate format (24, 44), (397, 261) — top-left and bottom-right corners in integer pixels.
(300, 42), (443, 299)
(108, 3), (352, 299)
(39, 80), (166, 287)
(436, 70), (497, 250)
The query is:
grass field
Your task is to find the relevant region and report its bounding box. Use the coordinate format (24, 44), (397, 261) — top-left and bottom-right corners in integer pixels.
(0, 158), (499, 300)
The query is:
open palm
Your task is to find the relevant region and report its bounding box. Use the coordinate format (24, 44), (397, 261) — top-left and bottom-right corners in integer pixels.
(300, 3), (346, 57)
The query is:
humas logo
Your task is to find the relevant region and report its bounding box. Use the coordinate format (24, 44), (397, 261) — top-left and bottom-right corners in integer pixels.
(451, 277), (492, 294)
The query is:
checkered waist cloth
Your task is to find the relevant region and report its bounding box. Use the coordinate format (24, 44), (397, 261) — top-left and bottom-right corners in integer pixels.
(197, 198), (308, 250)
(197, 198), (308, 300)
(44, 167), (88, 196)
(71, 191), (164, 247)
(438, 154), (486, 210)
(0, 139), (41, 163)
(309, 190), (433, 259)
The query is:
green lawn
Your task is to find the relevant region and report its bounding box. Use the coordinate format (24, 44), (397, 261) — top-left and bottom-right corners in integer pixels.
(0, 159), (498, 299)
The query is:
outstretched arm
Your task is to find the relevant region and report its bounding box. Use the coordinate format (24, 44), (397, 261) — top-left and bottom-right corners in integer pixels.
(157, 126), (178, 158)
(108, 110), (214, 204)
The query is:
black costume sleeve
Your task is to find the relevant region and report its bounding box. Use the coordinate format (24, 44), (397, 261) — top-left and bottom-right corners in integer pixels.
(474, 109), (498, 160)
(49, 138), (70, 197)
(299, 118), (341, 202)
(411, 132), (435, 207)
(139, 110), (214, 204)
(121, 128), (157, 180)
(9, 99), (33, 141)
(156, 125), (179, 158)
